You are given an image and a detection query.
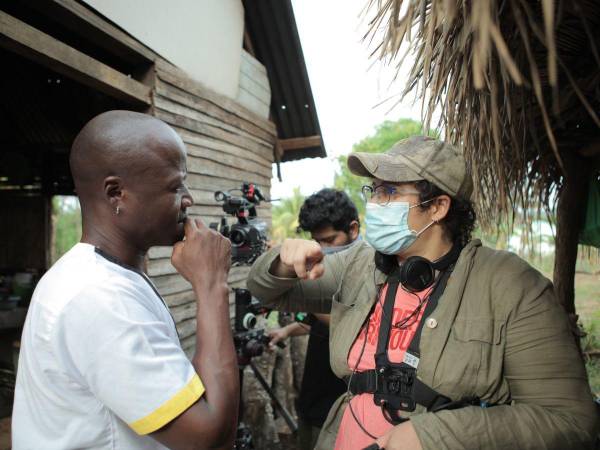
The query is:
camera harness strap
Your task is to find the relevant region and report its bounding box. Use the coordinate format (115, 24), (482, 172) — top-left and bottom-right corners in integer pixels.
(348, 266), (481, 424)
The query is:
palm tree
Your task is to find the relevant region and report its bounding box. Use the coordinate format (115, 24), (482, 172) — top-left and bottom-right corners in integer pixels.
(270, 187), (308, 243)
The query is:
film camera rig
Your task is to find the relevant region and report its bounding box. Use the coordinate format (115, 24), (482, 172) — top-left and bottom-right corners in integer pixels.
(210, 182), (268, 266)
(211, 183), (297, 449)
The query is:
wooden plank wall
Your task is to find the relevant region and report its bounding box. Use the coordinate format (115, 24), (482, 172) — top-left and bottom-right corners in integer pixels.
(236, 49), (271, 118)
(148, 60), (276, 357)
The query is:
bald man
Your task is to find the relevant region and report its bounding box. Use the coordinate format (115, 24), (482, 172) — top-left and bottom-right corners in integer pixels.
(13, 111), (239, 450)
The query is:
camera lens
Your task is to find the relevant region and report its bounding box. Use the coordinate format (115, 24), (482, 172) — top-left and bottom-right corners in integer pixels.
(230, 228), (247, 246)
(243, 339), (264, 358)
(242, 313), (257, 330)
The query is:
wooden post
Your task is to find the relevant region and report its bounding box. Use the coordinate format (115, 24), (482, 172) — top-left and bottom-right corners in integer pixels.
(553, 153), (591, 316)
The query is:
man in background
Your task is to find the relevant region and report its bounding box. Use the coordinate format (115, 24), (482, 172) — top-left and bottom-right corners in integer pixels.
(268, 188), (360, 450)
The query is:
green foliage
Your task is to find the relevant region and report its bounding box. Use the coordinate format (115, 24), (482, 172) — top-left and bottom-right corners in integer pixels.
(586, 359), (600, 397)
(270, 187), (309, 244)
(334, 119), (435, 218)
(583, 320), (600, 354)
(582, 320), (600, 396)
(51, 196), (81, 263)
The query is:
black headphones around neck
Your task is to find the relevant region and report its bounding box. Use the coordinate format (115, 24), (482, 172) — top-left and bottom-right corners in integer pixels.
(374, 242), (463, 292)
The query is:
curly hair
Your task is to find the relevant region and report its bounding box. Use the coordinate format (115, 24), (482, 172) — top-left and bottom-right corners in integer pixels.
(298, 188), (359, 233)
(413, 180), (476, 247)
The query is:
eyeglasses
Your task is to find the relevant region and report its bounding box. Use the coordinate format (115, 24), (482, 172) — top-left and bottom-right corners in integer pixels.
(361, 184), (420, 205)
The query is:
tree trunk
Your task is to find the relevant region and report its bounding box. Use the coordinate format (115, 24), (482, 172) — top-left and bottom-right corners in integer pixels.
(553, 153), (591, 315)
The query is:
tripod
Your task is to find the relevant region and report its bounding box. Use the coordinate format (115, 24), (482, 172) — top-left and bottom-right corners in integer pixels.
(235, 360), (299, 449)
(233, 289), (298, 449)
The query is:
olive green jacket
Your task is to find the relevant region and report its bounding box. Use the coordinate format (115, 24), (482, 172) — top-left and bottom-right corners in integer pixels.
(247, 240), (599, 450)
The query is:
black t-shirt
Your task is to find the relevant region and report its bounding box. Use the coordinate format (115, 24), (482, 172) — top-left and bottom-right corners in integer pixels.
(295, 319), (348, 427)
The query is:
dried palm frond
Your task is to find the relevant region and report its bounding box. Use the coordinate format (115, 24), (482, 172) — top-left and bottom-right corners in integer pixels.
(364, 0), (600, 232)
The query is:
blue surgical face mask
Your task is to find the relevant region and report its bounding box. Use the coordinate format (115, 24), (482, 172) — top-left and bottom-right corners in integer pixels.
(365, 201), (434, 255)
(321, 236), (361, 255)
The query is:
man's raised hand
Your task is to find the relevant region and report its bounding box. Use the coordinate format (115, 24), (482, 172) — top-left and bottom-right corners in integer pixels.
(278, 238), (324, 280)
(171, 218), (231, 289)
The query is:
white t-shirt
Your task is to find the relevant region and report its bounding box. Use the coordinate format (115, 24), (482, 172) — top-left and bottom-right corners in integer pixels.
(12, 243), (204, 450)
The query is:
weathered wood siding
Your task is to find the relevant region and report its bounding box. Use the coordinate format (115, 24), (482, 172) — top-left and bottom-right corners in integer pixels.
(236, 49), (271, 118)
(149, 59), (276, 356)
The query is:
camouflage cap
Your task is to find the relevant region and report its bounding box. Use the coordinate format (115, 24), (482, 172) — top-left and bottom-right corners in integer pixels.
(347, 135), (473, 199)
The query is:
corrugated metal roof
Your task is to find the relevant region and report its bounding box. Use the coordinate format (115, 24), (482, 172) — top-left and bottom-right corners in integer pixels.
(243, 0), (326, 163)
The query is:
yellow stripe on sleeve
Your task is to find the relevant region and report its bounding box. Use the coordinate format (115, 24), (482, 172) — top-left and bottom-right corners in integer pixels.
(129, 374), (205, 435)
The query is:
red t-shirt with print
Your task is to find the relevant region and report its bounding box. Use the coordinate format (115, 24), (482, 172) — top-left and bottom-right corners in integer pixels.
(334, 283), (431, 450)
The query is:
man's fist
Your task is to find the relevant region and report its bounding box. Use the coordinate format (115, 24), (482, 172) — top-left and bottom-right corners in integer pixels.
(171, 218), (231, 288)
(277, 239), (324, 280)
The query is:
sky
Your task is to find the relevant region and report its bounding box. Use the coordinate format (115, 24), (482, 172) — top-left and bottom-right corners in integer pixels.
(269, 0), (422, 201)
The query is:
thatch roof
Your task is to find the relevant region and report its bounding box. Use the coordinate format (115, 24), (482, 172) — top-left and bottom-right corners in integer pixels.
(365, 0), (600, 226)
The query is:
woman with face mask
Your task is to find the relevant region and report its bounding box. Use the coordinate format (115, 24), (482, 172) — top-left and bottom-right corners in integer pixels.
(247, 136), (599, 450)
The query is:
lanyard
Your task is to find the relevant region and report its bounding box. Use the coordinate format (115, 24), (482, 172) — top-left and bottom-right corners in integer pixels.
(374, 269), (452, 368)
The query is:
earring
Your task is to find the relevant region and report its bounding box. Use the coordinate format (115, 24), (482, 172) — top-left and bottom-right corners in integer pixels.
(115, 206), (120, 216)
